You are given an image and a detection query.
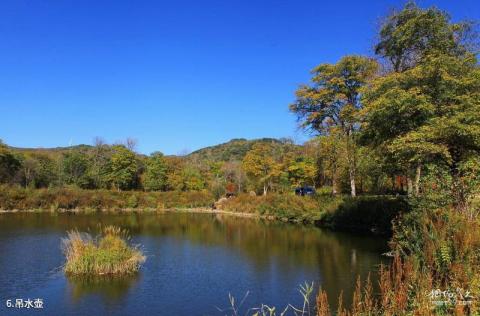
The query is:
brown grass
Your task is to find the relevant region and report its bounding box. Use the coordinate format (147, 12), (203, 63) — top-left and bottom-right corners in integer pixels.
(0, 185), (214, 211)
(63, 225), (146, 275)
(316, 206), (480, 316)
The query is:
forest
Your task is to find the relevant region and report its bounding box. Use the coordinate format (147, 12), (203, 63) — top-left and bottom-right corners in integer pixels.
(1, 2), (480, 314)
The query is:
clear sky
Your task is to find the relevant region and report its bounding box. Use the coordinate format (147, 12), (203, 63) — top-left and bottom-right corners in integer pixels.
(1, 0), (478, 155)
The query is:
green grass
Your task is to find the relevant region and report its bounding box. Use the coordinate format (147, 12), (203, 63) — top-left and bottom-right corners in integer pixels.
(63, 226), (146, 275)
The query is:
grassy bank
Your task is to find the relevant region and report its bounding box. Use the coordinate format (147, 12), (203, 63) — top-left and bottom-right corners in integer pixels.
(217, 193), (339, 223)
(63, 226), (145, 275)
(0, 186), (214, 211)
(219, 193), (408, 234)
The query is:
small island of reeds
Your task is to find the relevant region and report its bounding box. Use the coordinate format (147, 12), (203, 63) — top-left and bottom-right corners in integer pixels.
(62, 226), (145, 275)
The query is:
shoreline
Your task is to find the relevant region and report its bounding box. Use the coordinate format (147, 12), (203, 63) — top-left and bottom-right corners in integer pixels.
(0, 207), (265, 219)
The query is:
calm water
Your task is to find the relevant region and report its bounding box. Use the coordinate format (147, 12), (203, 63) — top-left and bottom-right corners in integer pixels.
(0, 212), (387, 315)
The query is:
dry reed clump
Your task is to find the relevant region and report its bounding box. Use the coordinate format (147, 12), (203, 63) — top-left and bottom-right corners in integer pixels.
(62, 225), (146, 275)
(316, 206), (480, 316)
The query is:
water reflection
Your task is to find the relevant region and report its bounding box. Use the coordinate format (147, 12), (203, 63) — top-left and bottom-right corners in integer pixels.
(0, 212), (388, 313)
(67, 274), (140, 303)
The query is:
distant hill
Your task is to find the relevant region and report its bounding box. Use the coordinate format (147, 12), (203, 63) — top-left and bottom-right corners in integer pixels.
(10, 144), (93, 153)
(8, 138), (290, 161)
(9, 145), (94, 158)
(187, 138), (283, 162)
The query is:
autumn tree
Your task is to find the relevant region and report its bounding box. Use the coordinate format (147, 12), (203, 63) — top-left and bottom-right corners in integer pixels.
(243, 142), (282, 195)
(225, 160), (247, 193)
(284, 151), (317, 188)
(308, 129), (346, 194)
(290, 55), (378, 196)
(164, 156), (205, 191)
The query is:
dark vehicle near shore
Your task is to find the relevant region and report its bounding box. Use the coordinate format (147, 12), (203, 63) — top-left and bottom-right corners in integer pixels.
(294, 186), (316, 196)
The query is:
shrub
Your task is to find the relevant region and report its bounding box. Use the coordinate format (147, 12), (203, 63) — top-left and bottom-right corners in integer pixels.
(63, 226), (145, 275)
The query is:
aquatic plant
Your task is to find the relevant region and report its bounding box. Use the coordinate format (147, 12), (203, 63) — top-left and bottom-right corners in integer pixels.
(218, 282), (315, 316)
(62, 225), (145, 275)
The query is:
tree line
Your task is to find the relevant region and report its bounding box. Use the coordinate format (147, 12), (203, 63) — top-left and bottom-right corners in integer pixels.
(0, 138), (316, 196)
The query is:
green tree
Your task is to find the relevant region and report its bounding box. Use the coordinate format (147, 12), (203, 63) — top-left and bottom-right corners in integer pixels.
(30, 153), (57, 188)
(143, 152), (168, 191)
(365, 2), (478, 196)
(108, 145), (138, 191)
(182, 166), (205, 191)
(375, 1), (474, 72)
(290, 55), (378, 196)
(362, 2), (480, 206)
(363, 53), (480, 209)
(61, 151), (91, 188)
(89, 137), (112, 189)
(0, 141), (21, 184)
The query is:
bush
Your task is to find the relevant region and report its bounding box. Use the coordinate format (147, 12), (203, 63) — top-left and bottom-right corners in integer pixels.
(63, 226), (146, 275)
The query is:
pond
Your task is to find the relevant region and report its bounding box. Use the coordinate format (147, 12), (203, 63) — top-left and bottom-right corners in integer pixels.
(0, 212), (387, 315)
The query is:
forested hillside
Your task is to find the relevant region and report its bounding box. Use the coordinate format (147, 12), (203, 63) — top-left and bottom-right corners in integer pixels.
(187, 138), (284, 162)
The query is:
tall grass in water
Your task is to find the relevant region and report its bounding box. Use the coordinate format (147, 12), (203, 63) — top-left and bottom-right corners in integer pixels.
(219, 282), (315, 316)
(63, 226), (146, 275)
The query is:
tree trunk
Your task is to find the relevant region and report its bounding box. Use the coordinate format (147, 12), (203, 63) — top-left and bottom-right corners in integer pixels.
(263, 183), (268, 196)
(346, 132), (357, 197)
(450, 162), (468, 213)
(407, 176), (413, 196)
(332, 175), (338, 195)
(349, 169), (356, 197)
(414, 164), (421, 196)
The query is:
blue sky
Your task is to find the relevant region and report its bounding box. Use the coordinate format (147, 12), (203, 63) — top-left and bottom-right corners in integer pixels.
(1, 0), (478, 155)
